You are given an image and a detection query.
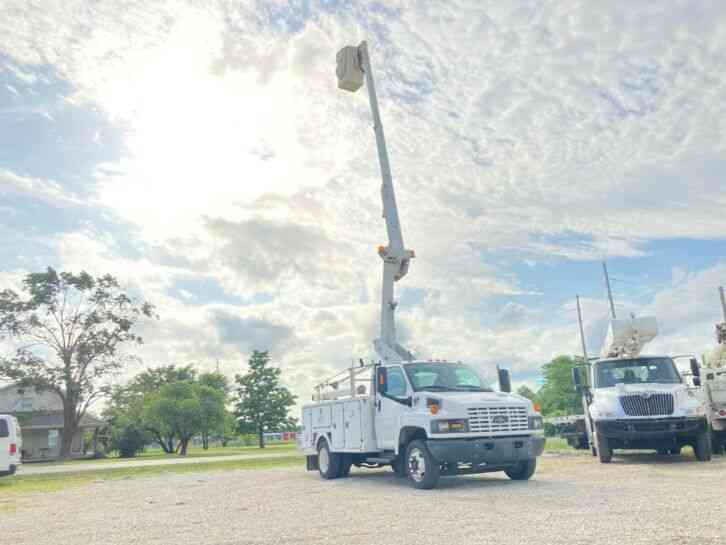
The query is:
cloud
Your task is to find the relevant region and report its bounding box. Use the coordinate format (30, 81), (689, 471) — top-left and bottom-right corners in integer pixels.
(0, 169), (82, 206)
(209, 308), (295, 353)
(2, 0), (726, 405)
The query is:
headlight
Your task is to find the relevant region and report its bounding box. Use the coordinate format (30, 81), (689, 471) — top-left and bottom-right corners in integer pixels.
(528, 416), (544, 430)
(431, 419), (469, 433)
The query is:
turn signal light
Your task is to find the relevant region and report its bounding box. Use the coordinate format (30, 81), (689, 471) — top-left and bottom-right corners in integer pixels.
(719, 410), (726, 417)
(533, 403), (541, 413)
(9, 443), (17, 455)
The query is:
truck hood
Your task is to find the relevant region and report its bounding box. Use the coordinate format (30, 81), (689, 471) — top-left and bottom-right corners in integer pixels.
(418, 391), (531, 409)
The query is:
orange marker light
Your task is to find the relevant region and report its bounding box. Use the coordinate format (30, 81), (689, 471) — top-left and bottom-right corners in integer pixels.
(533, 403), (541, 413)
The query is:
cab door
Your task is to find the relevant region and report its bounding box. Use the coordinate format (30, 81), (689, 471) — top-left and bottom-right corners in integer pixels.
(375, 366), (411, 451)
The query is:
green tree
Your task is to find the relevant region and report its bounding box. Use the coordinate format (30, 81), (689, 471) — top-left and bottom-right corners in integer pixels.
(143, 381), (225, 455)
(234, 351), (296, 448)
(197, 371), (230, 449)
(0, 268), (155, 458)
(516, 385), (538, 403)
(104, 364), (196, 454)
(537, 355), (584, 416)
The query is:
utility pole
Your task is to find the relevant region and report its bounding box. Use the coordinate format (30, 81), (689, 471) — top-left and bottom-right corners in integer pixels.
(603, 262), (616, 319)
(576, 295), (589, 361)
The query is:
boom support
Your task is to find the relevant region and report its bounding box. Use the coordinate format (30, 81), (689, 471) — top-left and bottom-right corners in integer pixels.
(338, 42), (414, 363)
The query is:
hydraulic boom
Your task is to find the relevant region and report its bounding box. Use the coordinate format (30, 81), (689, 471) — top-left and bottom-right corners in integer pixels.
(337, 42), (415, 363)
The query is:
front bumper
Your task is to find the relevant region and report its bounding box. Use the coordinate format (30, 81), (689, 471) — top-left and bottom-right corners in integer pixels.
(426, 435), (545, 465)
(595, 417), (707, 440)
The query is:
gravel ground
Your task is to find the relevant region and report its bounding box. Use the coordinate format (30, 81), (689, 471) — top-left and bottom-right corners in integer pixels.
(5, 453), (725, 545)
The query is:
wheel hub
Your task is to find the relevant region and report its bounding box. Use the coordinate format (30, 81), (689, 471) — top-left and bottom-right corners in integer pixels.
(408, 448), (426, 482)
(319, 446), (329, 473)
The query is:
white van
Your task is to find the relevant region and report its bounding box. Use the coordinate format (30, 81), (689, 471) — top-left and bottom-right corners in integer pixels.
(0, 414), (22, 477)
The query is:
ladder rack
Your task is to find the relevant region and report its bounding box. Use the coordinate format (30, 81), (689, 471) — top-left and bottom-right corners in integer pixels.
(312, 363), (377, 402)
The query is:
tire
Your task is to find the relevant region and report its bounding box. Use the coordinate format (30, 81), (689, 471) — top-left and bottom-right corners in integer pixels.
(595, 429), (612, 463)
(505, 458), (537, 480)
(694, 432), (712, 462)
(711, 433), (724, 455)
(338, 455), (352, 478)
(391, 455), (407, 478)
(405, 439), (440, 489)
(317, 439), (341, 479)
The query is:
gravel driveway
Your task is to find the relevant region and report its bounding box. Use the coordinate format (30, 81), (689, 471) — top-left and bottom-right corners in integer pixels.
(5, 453), (725, 545)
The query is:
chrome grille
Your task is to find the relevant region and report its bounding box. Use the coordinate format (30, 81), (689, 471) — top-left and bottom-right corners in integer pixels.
(619, 393), (674, 416)
(467, 406), (529, 434)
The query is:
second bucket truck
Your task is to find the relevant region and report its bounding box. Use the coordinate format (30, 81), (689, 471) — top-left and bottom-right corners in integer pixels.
(573, 316), (712, 463)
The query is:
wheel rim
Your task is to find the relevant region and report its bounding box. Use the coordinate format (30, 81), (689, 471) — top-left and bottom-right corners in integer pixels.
(408, 447), (426, 482)
(319, 445), (329, 473)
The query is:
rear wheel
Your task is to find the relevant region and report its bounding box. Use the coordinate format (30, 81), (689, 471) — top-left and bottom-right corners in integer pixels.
(405, 439), (440, 489)
(317, 439), (341, 479)
(505, 458), (536, 480)
(694, 432), (712, 462)
(595, 429), (612, 463)
(338, 455), (352, 477)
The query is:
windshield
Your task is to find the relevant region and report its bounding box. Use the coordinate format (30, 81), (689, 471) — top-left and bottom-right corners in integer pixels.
(594, 357), (682, 388)
(404, 363), (492, 392)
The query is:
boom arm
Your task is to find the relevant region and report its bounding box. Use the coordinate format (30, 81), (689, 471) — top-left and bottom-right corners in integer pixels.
(340, 42), (415, 363)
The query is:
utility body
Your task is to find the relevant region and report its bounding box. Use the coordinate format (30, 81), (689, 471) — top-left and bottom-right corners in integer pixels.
(298, 42), (544, 489)
(0, 414), (22, 477)
(573, 317), (711, 463)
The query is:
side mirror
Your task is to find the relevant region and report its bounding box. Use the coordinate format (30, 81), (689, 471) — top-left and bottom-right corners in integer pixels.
(572, 367), (583, 392)
(690, 357), (700, 378)
(376, 367), (387, 395)
(497, 367), (512, 393)
(693, 377), (702, 387)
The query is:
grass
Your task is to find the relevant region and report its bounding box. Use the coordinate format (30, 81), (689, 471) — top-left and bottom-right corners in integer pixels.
(544, 437), (585, 453)
(0, 454), (304, 510)
(35, 442), (298, 466)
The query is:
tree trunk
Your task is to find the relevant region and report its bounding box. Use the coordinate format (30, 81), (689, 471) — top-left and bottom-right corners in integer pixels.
(258, 428), (265, 449)
(179, 437), (189, 455)
(202, 432), (209, 450)
(60, 400), (77, 459)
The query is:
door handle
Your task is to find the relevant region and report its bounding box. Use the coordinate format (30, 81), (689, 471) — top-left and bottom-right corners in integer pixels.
(377, 399), (381, 411)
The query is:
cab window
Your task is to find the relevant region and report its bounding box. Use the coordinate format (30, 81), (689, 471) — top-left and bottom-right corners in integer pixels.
(0, 419), (8, 438)
(386, 367), (407, 397)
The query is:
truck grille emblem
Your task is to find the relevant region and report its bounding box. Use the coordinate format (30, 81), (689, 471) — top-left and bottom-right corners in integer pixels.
(492, 415), (509, 424)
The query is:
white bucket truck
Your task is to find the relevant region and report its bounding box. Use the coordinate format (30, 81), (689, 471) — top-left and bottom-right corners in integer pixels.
(298, 42), (544, 489)
(572, 317), (711, 463)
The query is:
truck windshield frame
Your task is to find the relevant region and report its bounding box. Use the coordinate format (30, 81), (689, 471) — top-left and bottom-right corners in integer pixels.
(593, 357), (682, 389)
(403, 363), (493, 393)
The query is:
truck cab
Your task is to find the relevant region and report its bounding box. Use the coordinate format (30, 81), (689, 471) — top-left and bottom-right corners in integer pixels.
(0, 414), (22, 477)
(300, 360), (545, 489)
(575, 355), (711, 462)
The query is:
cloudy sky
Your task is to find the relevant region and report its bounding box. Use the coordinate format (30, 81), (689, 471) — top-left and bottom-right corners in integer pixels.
(1, 1), (725, 402)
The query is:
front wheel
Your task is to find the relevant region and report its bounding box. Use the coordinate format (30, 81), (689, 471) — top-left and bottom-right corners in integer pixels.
(391, 455), (407, 478)
(317, 439), (341, 479)
(595, 429), (612, 463)
(505, 458), (536, 480)
(694, 432), (712, 462)
(405, 439), (440, 489)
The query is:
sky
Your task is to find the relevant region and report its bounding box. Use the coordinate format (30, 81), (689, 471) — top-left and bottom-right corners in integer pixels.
(1, 0), (725, 406)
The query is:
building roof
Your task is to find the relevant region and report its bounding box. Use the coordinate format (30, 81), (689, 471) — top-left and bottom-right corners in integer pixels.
(18, 411), (105, 430)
